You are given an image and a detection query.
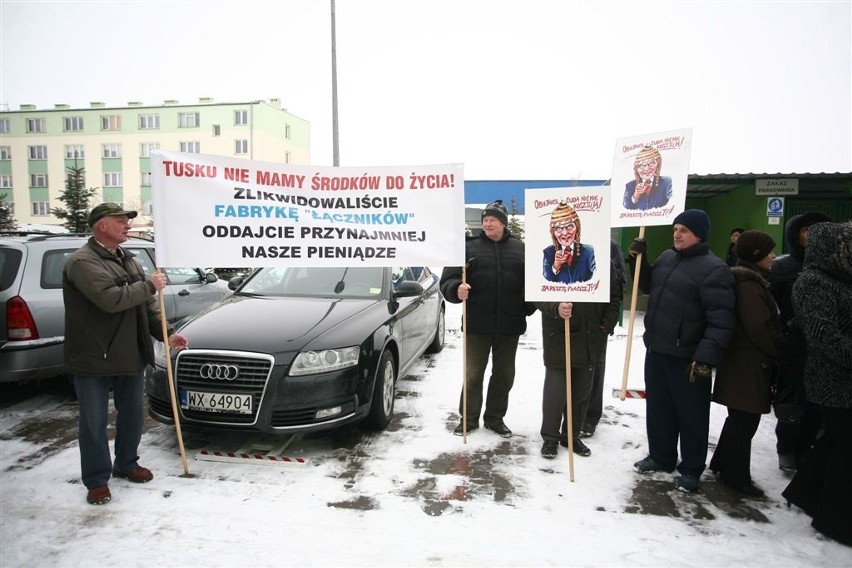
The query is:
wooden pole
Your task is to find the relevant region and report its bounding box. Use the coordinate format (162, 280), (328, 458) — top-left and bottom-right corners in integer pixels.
(620, 226), (646, 401)
(564, 317), (575, 481)
(157, 269), (190, 475)
(461, 266), (468, 444)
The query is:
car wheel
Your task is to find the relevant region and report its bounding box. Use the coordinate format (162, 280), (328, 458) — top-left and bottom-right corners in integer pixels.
(367, 350), (396, 429)
(425, 307), (445, 354)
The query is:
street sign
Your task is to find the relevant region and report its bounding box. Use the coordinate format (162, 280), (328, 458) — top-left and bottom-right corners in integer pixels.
(767, 197), (785, 217)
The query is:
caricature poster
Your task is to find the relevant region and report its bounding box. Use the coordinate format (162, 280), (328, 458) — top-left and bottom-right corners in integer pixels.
(610, 127), (692, 228)
(525, 186), (611, 303)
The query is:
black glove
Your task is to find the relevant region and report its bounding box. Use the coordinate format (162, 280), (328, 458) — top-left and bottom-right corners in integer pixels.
(627, 237), (647, 260)
(689, 361), (713, 382)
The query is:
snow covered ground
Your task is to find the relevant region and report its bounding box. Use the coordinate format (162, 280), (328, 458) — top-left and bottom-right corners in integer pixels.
(1, 299), (849, 567)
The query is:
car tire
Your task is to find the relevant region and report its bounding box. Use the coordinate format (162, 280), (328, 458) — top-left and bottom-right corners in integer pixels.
(425, 307), (445, 354)
(367, 349), (396, 429)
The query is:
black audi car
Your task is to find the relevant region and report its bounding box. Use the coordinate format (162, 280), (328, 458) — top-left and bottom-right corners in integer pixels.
(145, 265), (445, 434)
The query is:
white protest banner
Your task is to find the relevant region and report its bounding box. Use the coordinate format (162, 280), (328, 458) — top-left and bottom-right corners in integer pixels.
(610, 127), (692, 228)
(151, 151), (465, 268)
(524, 186), (611, 303)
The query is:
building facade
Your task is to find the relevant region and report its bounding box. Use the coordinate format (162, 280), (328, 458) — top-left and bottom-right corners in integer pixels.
(0, 98), (310, 228)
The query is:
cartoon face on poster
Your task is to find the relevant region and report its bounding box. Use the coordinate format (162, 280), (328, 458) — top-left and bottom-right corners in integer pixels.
(525, 186), (610, 303)
(610, 127), (692, 228)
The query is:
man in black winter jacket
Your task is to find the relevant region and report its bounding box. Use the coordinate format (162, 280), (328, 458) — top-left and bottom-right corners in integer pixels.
(440, 200), (536, 438)
(627, 209), (735, 493)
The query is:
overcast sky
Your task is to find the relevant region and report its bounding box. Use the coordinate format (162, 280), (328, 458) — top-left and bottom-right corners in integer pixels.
(1, 0), (850, 179)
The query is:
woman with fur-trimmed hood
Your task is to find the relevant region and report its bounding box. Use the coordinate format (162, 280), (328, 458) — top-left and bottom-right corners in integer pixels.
(783, 221), (852, 547)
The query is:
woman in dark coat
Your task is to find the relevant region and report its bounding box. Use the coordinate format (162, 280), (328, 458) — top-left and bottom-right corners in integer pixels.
(710, 231), (782, 496)
(783, 221), (852, 547)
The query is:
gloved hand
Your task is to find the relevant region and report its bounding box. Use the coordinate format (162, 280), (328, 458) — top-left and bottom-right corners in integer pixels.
(627, 237), (647, 259)
(689, 361), (713, 382)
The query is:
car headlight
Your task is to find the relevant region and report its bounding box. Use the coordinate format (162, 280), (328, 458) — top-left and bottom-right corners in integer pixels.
(289, 346), (359, 376)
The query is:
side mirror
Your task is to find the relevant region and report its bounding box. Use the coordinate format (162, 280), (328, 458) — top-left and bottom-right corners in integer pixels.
(205, 272), (219, 284)
(228, 276), (244, 291)
(394, 280), (424, 298)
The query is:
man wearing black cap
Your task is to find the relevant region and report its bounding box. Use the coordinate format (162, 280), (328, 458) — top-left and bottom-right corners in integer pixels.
(440, 200), (535, 438)
(63, 203), (188, 505)
(768, 211), (832, 472)
(626, 208), (736, 492)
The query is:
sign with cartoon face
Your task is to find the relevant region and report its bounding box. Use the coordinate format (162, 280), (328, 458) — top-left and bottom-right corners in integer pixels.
(525, 186), (611, 302)
(610, 127), (692, 228)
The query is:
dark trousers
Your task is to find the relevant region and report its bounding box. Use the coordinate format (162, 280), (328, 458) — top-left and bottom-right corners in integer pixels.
(644, 350), (712, 477)
(775, 401), (823, 465)
(709, 407), (761, 487)
(74, 369), (145, 489)
(540, 364), (595, 442)
(459, 333), (520, 427)
(782, 407), (852, 546)
(584, 347), (608, 428)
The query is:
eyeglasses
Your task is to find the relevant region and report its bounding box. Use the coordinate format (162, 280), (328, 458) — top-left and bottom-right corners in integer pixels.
(553, 224), (576, 233)
(636, 160), (657, 169)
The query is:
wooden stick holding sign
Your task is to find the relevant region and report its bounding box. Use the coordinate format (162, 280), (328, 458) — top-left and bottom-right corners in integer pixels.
(619, 226), (646, 401)
(461, 265), (469, 444)
(157, 268), (191, 476)
(564, 317), (575, 482)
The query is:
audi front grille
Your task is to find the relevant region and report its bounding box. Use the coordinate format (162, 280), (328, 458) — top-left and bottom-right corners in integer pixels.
(174, 349), (274, 425)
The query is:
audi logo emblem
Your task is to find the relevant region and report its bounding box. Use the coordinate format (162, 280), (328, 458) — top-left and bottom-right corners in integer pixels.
(199, 363), (240, 380)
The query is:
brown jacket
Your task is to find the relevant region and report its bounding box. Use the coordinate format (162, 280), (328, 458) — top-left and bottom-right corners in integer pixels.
(713, 264), (782, 414)
(63, 238), (166, 376)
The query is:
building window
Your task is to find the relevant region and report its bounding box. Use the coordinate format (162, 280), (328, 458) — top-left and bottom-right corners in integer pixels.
(101, 115), (122, 130)
(179, 112), (200, 128)
(285, 151), (291, 164)
(0, 174), (12, 188)
(102, 143), (122, 158)
(63, 116), (84, 132)
(212, 124), (221, 136)
(26, 118), (46, 133)
(32, 201), (50, 216)
(139, 114), (160, 129)
(0, 118), (9, 133)
(235, 110), (248, 125)
(141, 201), (153, 215)
(0, 146), (12, 160)
(28, 145), (48, 160)
(140, 172), (152, 186)
(284, 124), (291, 139)
(235, 139), (248, 154)
(65, 144), (85, 159)
(140, 142), (160, 157)
(180, 141), (200, 153)
(30, 173), (49, 187)
(104, 172), (122, 187)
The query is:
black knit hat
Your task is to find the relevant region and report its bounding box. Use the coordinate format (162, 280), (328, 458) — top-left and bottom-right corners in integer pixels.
(673, 209), (710, 242)
(482, 200), (509, 226)
(736, 230), (776, 263)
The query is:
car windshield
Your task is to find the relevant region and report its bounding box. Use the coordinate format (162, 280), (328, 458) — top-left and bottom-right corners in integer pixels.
(239, 267), (384, 298)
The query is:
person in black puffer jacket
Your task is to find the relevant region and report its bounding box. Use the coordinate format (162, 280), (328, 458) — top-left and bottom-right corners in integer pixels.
(768, 211), (832, 472)
(626, 209), (736, 493)
(440, 200), (536, 438)
(783, 221), (852, 547)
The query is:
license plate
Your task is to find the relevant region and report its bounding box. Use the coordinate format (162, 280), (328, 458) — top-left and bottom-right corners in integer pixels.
(180, 390), (253, 414)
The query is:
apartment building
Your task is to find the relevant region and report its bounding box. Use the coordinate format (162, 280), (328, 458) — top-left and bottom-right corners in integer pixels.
(0, 98), (310, 228)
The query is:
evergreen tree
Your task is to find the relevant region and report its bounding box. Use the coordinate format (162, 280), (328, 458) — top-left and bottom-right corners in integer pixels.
(0, 192), (17, 230)
(507, 194), (525, 242)
(52, 164), (98, 233)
